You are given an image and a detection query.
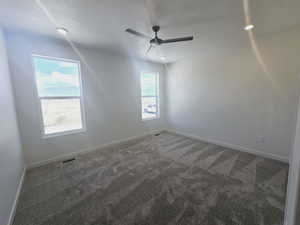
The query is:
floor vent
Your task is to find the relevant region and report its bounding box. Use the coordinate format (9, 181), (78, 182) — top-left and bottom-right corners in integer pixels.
(62, 158), (76, 164)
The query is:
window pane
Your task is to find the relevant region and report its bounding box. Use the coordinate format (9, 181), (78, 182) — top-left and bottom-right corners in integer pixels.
(33, 57), (80, 97)
(41, 98), (83, 135)
(142, 97), (157, 120)
(141, 72), (158, 120)
(141, 73), (157, 97)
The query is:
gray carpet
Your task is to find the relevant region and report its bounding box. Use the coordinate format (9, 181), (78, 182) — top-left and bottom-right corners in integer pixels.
(13, 132), (289, 225)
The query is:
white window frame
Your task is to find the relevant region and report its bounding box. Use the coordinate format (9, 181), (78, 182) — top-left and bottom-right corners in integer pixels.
(140, 72), (160, 121)
(32, 54), (86, 138)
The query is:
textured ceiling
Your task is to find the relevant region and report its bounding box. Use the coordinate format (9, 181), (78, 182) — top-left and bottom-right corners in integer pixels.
(0, 0), (300, 63)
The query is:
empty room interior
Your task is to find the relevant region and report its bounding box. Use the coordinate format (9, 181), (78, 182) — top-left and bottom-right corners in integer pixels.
(2, 0), (300, 225)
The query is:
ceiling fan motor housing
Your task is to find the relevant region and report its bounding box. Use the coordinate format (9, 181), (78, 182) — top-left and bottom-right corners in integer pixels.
(150, 37), (163, 45)
(150, 25), (162, 45)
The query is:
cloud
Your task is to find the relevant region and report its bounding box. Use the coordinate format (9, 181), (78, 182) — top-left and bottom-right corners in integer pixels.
(51, 72), (79, 86)
(58, 61), (77, 68)
(37, 72), (79, 87)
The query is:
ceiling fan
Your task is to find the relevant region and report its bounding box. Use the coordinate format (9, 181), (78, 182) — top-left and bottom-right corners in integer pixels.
(125, 25), (194, 53)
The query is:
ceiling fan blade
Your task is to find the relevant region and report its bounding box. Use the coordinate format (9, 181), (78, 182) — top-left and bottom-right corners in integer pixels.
(125, 28), (151, 40)
(146, 45), (154, 54)
(161, 36), (194, 44)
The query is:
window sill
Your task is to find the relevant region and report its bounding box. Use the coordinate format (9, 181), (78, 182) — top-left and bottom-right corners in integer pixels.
(42, 128), (86, 139)
(142, 117), (160, 122)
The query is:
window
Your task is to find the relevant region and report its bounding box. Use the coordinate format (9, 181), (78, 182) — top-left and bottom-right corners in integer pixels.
(33, 55), (85, 137)
(141, 72), (159, 120)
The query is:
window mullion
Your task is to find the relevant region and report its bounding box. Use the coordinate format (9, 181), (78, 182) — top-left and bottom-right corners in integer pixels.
(39, 96), (80, 100)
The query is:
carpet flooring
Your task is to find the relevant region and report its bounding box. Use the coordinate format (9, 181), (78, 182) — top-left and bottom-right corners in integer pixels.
(13, 132), (289, 225)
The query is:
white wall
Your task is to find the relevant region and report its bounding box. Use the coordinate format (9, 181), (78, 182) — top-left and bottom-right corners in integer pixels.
(285, 95), (300, 225)
(166, 26), (300, 161)
(5, 30), (167, 166)
(0, 28), (24, 225)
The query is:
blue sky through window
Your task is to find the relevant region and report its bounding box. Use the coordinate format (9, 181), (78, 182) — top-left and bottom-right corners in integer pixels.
(33, 57), (80, 97)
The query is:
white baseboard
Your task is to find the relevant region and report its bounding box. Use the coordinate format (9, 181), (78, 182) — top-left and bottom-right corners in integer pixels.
(27, 128), (289, 168)
(27, 130), (164, 169)
(7, 167), (26, 225)
(167, 129), (289, 163)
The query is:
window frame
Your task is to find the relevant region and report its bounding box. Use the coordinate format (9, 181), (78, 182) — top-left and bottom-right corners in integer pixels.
(32, 54), (87, 138)
(140, 71), (160, 121)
